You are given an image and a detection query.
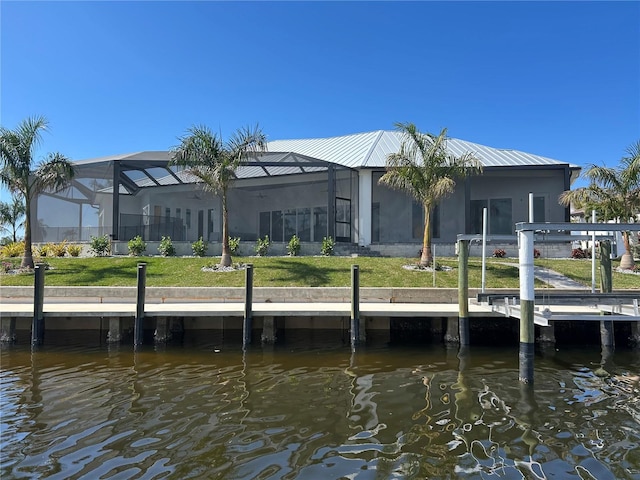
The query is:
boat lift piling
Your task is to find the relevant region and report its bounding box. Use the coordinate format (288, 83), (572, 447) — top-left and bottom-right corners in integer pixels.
(457, 239), (470, 345)
(32, 264), (46, 346)
(134, 262), (146, 346)
(243, 264), (253, 349)
(350, 264), (360, 349)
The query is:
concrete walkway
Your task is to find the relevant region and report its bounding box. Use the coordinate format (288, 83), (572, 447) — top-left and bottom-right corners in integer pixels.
(499, 263), (588, 289)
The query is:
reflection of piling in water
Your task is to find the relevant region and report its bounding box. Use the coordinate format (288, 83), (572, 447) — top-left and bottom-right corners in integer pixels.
(454, 346), (478, 426)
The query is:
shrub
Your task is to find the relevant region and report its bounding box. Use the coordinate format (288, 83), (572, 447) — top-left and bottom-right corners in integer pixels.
(128, 235), (147, 256)
(533, 248), (541, 259)
(49, 241), (68, 257)
(229, 237), (241, 256)
(89, 234), (111, 256)
(158, 236), (176, 257)
(192, 237), (208, 257)
(493, 248), (506, 258)
(287, 235), (301, 256)
(67, 244), (82, 257)
(255, 235), (270, 256)
(571, 247), (588, 259)
(321, 236), (335, 256)
(0, 241), (25, 258)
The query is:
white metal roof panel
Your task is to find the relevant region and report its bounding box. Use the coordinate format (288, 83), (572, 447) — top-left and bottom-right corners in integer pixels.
(267, 131), (574, 170)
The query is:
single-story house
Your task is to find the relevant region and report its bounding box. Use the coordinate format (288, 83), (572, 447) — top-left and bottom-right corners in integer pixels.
(33, 130), (581, 256)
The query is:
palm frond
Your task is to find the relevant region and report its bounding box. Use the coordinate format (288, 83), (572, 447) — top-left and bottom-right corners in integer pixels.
(32, 153), (76, 199)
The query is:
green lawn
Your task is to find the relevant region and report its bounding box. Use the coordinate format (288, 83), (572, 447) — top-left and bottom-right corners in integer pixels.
(1, 255), (637, 289)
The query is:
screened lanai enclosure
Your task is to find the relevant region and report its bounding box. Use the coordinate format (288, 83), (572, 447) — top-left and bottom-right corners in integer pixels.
(33, 151), (358, 246)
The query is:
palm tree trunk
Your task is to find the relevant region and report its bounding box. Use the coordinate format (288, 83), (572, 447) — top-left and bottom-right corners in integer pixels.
(420, 205), (432, 267)
(220, 191), (232, 267)
(619, 231), (635, 270)
(21, 195), (34, 269)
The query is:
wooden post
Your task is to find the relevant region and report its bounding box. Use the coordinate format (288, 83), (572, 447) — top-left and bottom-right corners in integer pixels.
(351, 264), (360, 349)
(134, 262), (146, 346)
(599, 240), (612, 293)
(599, 240), (614, 349)
(518, 229), (535, 384)
(32, 264), (46, 346)
(457, 239), (470, 345)
(243, 264), (253, 349)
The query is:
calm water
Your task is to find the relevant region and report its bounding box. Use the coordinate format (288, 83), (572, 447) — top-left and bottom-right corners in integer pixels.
(1, 332), (639, 479)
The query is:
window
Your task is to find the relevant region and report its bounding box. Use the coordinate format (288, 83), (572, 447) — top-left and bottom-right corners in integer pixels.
(207, 209), (214, 239)
(412, 202), (422, 240)
(335, 197), (351, 242)
(313, 207), (327, 242)
(490, 199), (512, 234)
(284, 209), (296, 240)
(271, 211), (283, 242)
(470, 200), (488, 234)
(471, 198), (512, 234)
(176, 208), (182, 219)
(372, 203), (380, 243)
(533, 196), (545, 222)
(297, 208), (311, 241)
(165, 207), (171, 223)
(186, 209), (191, 229)
(260, 206), (324, 242)
(259, 211), (270, 238)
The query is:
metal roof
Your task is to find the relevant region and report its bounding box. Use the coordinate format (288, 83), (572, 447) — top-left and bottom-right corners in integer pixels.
(70, 131), (579, 190)
(267, 130), (579, 170)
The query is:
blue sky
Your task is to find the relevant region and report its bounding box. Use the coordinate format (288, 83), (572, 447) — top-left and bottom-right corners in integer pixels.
(1, 1), (639, 196)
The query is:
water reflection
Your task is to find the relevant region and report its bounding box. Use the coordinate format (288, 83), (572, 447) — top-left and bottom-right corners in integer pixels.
(1, 335), (639, 479)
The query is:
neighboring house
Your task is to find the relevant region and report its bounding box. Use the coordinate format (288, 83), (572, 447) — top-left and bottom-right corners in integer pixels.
(33, 130), (580, 255)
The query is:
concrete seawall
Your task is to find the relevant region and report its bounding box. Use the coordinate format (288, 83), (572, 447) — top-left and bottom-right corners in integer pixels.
(1, 286), (503, 304)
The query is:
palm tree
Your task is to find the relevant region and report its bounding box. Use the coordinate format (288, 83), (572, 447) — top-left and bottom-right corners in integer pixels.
(170, 124), (267, 267)
(0, 116), (75, 268)
(0, 195), (26, 242)
(379, 123), (482, 267)
(559, 140), (640, 270)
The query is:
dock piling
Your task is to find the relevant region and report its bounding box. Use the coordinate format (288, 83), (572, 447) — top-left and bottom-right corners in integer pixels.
(518, 229), (535, 384)
(32, 264), (46, 346)
(350, 264), (360, 349)
(599, 241), (615, 349)
(457, 240), (470, 345)
(134, 262), (146, 346)
(243, 264), (253, 349)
